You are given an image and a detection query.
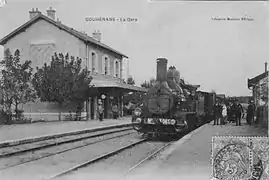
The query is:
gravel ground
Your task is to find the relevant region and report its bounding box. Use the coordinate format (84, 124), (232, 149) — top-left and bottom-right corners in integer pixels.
(0, 132), (139, 180)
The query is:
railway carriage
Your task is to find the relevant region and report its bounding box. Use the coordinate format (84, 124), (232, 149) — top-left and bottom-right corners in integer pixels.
(132, 58), (216, 137)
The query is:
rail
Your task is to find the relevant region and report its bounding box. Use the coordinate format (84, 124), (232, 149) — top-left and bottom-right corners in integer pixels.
(46, 139), (148, 179)
(0, 127), (133, 158)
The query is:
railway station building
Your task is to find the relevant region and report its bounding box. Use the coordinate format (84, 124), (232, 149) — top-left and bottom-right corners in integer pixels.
(0, 7), (147, 121)
(247, 62), (268, 127)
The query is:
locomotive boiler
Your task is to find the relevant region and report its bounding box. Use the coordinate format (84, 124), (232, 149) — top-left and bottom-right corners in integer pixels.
(132, 58), (215, 137)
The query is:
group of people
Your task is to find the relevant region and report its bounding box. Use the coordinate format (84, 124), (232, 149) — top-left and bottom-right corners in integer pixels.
(213, 101), (229, 126)
(213, 99), (256, 126)
(97, 99), (119, 121)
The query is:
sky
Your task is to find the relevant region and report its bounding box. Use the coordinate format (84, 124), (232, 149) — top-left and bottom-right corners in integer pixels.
(0, 0), (269, 96)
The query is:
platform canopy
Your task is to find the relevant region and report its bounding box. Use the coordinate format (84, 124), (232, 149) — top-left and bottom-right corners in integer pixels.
(89, 73), (147, 92)
(248, 71), (268, 88)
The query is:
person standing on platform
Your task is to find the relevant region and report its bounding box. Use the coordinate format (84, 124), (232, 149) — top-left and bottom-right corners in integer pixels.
(98, 100), (104, 122)
(247, 100), (255, 125)
(230, 100), (238, 124)
(112, 103), (118, 119)
(227, 102), (231, 123)
(213, 102), (221, 125)
(236, 101), (244, 126)
(228, 102), (232, 119)
(218, 102), (223, 125)
(222, 102), (227, 125)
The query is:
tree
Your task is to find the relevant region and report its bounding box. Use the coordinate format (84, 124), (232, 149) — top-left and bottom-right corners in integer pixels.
(32, 53), (94, 120)
(127, 76), (135, 85)
(0, 49), (36, 121)
(140, 78), (156, 89)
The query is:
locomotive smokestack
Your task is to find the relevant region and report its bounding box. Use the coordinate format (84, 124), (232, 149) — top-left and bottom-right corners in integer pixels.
(156, 58), (168, 82)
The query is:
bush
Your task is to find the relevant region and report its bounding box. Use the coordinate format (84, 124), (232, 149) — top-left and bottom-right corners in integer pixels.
(0, 109), (12, 125)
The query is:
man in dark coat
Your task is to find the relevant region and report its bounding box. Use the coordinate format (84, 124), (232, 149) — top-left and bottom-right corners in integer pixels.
(230, 101), (238, 124)
(213, 102), (222, 125)
(98, 101), (104, 121)
(112, 103), (118, 119)
(236, 102), (244, 126)
(213, 103), (219, 125)
(227, 102), (232, 123)
(247, 101), (255, 125)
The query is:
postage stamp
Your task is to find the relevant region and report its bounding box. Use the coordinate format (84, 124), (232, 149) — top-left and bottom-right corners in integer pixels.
(211, 136), (269, 180)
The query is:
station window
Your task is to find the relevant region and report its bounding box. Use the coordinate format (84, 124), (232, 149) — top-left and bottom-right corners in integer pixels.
(114, 60), (120, 78)
(104, 57), (108, 75)
(91, 52), (96, 72)
(102, 55), (110, 75)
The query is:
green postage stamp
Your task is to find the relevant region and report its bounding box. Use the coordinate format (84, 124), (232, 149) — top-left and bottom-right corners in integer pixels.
(211, 136), (269, 180)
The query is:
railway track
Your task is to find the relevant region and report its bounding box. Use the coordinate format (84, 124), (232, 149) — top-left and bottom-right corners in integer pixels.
(0, 131), (140, 180)
(47, 139), (148, 179)
(48, 138), (174, 180)
(126, 141), (173, 174)
(0, 127), (133, 158)
(48, 122), (207, 180)
(0, 127), (135, 171)
(0, 122), (207, 180)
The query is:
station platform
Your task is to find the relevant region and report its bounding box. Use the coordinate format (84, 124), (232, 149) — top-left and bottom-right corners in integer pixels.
(130, 118), (268, 180)
(0, 116), (131, 143)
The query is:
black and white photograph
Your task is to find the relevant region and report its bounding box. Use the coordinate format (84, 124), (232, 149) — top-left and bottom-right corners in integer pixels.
(0, 0), (268, 180)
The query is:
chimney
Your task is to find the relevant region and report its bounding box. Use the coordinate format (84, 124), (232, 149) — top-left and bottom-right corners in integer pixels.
(81, 30), (87, 35)
(46, 7), (56, 20)
(56, 18), (61, 23)
(92, 30), (101, 42)
(29, 8), (41, 20)
(265, 62), (268, 72)
(156, 58), (168, 82)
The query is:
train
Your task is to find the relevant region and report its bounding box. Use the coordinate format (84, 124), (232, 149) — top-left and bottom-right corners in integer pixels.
(131, 58), (216, 137)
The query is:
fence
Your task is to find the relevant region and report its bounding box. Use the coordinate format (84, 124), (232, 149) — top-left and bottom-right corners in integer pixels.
(17, 102), (86, 122)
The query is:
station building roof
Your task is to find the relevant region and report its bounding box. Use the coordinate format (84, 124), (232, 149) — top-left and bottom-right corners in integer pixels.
(90, 73), (147, 92)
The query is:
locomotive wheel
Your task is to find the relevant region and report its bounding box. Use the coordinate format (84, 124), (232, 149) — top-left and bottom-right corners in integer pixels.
(133, 125), (142, 131)
(132, 122), (143, 132)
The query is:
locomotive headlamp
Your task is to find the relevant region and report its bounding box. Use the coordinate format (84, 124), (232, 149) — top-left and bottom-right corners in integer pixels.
(136, 118), (142, 123)
(134, 111), (141, 116)
(170, 119), (176, 125)
(134, 108), (142, 116)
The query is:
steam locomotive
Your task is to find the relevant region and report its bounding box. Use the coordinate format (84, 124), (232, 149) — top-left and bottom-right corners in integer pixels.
(132, 58), (216, 137)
